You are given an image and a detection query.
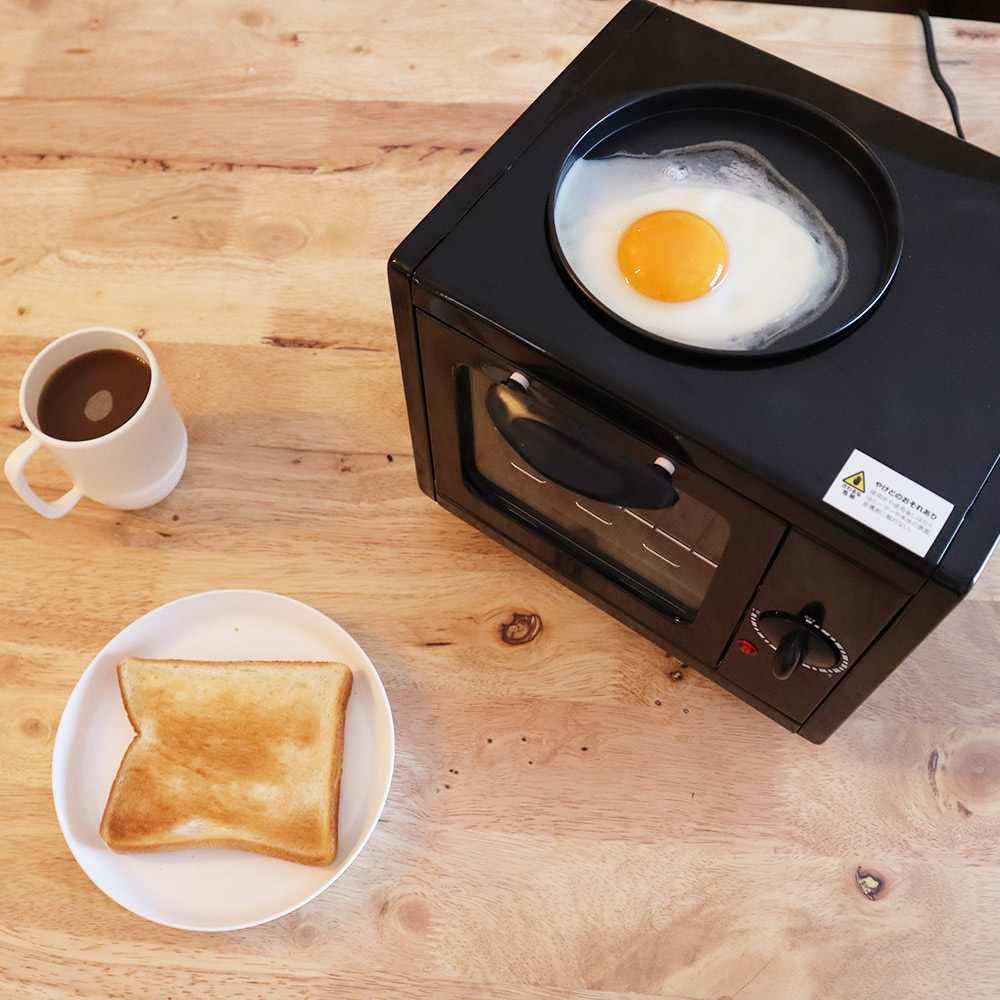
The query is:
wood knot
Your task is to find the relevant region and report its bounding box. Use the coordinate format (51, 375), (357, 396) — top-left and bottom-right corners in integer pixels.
(239, 9), (266, 28)
(263, 335), (333, 350)
(934, 733), (1000, 817)
(855, 866), (886, 900)
(240, 216), (309, 257)
(501, 612), (542, 645)
(292, 920), (321, 947)
(394, 894), (433, 935)
(20, 715), (48, 740)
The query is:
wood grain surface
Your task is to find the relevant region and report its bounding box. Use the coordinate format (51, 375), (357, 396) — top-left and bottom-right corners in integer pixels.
(3, 2), (1000, 998)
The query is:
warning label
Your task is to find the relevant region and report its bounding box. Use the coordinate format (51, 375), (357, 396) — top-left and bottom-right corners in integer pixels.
(823, 448), (953, 557)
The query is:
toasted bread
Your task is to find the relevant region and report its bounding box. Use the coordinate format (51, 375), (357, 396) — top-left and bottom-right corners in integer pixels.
(99, 657), (353, 866)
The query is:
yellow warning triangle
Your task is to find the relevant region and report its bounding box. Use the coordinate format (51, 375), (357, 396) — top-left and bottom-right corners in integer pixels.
(843, 470), (865, 492)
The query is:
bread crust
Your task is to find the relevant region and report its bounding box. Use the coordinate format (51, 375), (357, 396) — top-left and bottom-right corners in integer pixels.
(100, 658), (353, 866)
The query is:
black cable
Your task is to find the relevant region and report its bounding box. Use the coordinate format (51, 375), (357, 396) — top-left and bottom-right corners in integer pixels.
(917, 8), (966, 140)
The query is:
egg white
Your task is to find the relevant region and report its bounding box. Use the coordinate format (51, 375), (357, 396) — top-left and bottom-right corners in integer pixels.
(553, 143), (848, 350)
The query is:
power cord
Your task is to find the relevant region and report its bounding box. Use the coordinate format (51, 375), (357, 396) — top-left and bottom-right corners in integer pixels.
(917, 8), (966, 139)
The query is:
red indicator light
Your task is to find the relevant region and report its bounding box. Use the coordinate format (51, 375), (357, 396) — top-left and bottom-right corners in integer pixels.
(737, 639), (758, 655)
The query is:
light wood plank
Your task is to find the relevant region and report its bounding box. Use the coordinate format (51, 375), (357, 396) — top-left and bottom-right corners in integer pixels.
(3, 3), (1000, 998)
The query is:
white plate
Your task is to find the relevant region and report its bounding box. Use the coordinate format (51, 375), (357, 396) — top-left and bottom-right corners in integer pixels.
(51, 589), (394, 931)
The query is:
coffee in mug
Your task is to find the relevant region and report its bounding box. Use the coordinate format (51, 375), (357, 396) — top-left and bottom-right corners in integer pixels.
(37, 348), (152, 441)
(4, 327), (187, 518)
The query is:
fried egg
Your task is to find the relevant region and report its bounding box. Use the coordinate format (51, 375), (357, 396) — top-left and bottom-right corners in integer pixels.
(553, 142), (848, 350)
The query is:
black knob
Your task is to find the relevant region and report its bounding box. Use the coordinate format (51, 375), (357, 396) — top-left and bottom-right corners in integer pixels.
(755, 603), (841, 680)
(773, 629), (810, 680)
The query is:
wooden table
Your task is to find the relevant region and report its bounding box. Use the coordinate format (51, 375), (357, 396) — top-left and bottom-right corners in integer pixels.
(3, 1), (1000, 996)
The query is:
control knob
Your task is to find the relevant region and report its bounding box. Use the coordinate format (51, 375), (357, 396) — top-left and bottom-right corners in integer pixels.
(754, 602), (842, 680)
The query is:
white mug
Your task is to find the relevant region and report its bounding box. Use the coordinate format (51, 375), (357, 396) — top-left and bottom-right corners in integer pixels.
(4, 327), (187, 518)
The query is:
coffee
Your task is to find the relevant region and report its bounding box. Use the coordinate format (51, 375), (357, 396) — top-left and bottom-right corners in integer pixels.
(36, 349), (151, 441)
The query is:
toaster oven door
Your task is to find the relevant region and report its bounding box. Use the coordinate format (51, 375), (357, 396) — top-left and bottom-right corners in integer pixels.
(416, 312), (786, 667)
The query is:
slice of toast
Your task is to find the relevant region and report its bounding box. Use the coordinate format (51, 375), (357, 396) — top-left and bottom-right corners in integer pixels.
(99, 657), (353, 866)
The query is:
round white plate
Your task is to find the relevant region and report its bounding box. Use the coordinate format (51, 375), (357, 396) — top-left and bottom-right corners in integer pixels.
(51, 589), (394, 931)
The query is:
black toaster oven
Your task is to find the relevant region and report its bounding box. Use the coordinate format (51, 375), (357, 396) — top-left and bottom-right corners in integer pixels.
(388, 1), (1000, 742)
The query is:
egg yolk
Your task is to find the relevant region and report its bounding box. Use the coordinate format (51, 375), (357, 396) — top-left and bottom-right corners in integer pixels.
(617, 210), (728, 302)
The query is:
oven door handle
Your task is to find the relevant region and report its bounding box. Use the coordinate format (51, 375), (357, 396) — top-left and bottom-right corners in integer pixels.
(485, 373), (679, 509)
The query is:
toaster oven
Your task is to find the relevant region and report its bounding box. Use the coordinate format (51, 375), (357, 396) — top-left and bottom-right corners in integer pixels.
(388, 1), (1000, 742)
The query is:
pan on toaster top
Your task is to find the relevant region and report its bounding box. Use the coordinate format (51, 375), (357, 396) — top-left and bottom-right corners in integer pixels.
(548, 86), (902, 360)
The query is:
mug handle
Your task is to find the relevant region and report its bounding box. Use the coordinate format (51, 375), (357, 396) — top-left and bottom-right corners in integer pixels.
(3, 437), (84, 518)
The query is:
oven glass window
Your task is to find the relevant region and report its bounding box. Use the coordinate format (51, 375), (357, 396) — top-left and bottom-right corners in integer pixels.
(464, 367), (730, 620)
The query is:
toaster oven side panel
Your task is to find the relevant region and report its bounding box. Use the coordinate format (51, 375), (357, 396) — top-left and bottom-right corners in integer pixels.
(389, 262), (437, 500)
(799, 450), (1000, 741)
(799, 579), (961, 743)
